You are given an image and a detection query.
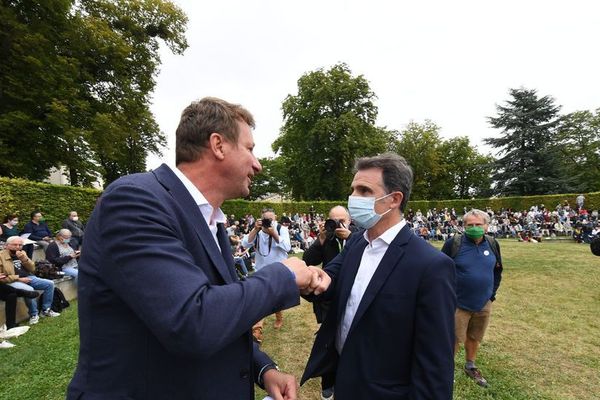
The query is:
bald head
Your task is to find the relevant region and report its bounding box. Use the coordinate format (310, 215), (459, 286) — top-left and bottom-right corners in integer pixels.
(329, 206), (350, 227)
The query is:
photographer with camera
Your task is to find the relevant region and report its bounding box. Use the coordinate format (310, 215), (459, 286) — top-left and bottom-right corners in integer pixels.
(302, 205), (357, 400)
(242, 208), (292, 339)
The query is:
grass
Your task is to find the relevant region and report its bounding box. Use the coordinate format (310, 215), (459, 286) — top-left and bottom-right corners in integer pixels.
(1, 240), (599, 400)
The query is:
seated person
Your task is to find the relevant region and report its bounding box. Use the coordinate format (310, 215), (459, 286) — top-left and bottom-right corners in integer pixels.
(0, 236), (60, 324)
(61, 211), (85, 250)
(22, 211), (53, 258)
(229, 235), (250, 278)
(45, 229), (80, 282)
(0, 280), (39, 330)
(0, 214), (20, 242)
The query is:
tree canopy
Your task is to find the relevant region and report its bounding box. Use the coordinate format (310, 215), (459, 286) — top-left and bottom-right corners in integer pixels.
(272, 63), (394, 200)
(485, 88), (573, 196)
(0, 0), (188, 186)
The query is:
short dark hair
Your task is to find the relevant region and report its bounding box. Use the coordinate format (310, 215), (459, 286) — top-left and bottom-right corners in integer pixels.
(175, 97), (255, 165)
(355, 152), (413, 212)
(3, 214), (18, 223)
(30, 210), (41, 220)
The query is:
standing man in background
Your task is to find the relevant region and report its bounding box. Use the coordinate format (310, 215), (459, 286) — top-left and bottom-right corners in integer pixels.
(442, 209), (503, 388)
(243, 208), (291, 340)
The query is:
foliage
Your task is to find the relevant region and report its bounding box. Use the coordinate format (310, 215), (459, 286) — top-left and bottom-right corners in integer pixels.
(393, 122), (493, 200)
(1, 178), (597, 235)
(247, 157), (289, 200)
(485, 88), (574, 196)
(273, 63), (394, 200)
(0, 0), (188, 186)
(557, 109), (600, 193)
(0, 177), (100, 232)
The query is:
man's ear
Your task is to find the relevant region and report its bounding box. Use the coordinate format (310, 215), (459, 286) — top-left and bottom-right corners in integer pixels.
(208, 132), (226, 160)
(392, 191), (404, 210)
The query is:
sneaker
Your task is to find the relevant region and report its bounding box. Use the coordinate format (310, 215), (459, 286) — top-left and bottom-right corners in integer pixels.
(42, 309), (61, 317)
(321, 387), (334, 400)
(0, 340), (16, 349)
(464, 366), (488, 387)
(29, 315), (39, 325)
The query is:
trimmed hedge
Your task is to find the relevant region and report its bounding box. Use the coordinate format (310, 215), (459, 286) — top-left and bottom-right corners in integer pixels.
(0, 177), (100, 233)
(1, 177), (598, 233)
(221, 192), (600, 219)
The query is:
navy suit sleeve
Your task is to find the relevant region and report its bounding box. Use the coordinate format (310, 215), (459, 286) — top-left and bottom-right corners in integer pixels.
(411, 252), (456, 399)
(97, 183), (299, 359)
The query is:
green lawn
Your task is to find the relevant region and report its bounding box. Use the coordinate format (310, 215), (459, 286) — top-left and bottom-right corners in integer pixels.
(1, 240), (599, 400)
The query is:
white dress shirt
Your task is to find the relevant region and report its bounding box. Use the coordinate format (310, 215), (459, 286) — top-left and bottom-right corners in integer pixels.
(168, 165), (226, 250)
(336, 219), (407, 354)
(242, 224), (291, 271)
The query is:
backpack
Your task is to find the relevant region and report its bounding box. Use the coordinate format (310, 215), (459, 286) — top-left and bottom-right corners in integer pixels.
(37, 287), (70, 313)
(449, 233), (502, 267)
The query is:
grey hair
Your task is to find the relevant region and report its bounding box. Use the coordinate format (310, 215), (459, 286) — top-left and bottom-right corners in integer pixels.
(355, 152), (413, 212)
(463, 209), (490, 224)
(57, 229), (72, 237)
(6, 236), (23, 244)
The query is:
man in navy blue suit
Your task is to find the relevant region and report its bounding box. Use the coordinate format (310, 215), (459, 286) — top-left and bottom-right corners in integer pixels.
(302, 153), (456, 399)
(67, 97), (328, 400)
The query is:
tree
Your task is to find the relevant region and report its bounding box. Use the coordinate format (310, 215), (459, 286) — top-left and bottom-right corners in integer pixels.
(485, 88), (572, 196)
(273, 63), (393, 200)
(557, 110), (600, 193)
(248, 157), (289, 200)
(438, 137), (494, 198)
(0, 0), (188, 186)
(393, 121), (445, 200)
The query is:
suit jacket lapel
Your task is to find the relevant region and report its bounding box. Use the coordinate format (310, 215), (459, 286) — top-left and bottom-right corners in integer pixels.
(152, 164), (234, 284)
(345, 225), (413, 338)
(336, 236), (369, 326)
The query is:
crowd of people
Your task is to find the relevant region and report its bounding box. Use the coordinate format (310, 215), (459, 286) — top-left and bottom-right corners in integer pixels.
(0, 210), (83, 348)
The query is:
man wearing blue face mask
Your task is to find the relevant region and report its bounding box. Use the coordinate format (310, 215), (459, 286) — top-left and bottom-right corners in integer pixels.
(302, 152), (456, 399)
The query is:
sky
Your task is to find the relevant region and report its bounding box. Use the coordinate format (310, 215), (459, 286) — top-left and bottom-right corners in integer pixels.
(147, 0), (600, 169)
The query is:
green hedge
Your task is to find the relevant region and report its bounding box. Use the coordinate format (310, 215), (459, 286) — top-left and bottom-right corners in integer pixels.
(221, 192), (600, 219)
(0, 177), (100, 232)
(1, 177), (598, 233)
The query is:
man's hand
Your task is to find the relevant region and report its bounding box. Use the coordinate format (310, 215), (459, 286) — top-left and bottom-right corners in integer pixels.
(15, 250), (28, 260)
(263, 369), (297, 400)
(317, 221), (327, 245)
(282, 257), (312, 290)
(303, 266), (331, 296)
(18, 277), (32, 284)
(335, 226), (351, 240)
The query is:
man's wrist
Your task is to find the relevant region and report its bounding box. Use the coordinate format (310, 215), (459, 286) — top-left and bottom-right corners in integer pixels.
(258, 363), (279, 388)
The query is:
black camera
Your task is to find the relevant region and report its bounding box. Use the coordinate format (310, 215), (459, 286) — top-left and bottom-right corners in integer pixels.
(324, 219), (342, 233)
(261, 218), (272, 228)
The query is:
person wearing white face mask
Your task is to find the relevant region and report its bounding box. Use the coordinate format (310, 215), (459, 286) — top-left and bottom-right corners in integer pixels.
(45, 229), (80, 283)
(302, 152), (457, 400)
(0, 214), (20, 242)
(62, 211), (85, 250)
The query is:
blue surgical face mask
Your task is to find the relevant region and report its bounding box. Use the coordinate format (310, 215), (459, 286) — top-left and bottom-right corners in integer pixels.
(63, 238), (71, 244)
(348, 193), (394, 229)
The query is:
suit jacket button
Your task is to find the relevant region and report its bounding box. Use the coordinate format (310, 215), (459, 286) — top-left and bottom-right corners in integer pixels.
(240, 369), (249, 379)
